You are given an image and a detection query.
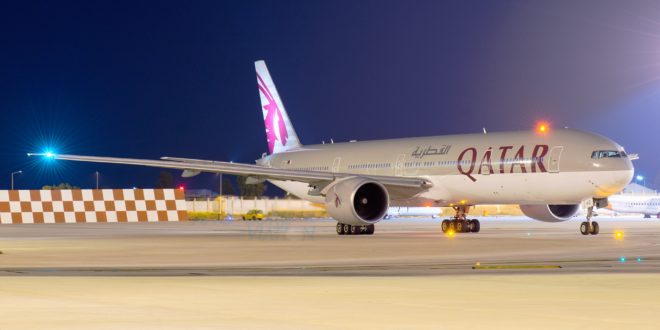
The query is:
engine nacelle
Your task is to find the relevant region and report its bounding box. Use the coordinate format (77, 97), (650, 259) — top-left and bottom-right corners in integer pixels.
(519, 204), (580, 222)
(324, 177), (389, 226)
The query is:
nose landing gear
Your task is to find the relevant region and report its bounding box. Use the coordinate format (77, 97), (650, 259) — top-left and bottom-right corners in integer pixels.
(441, 205), (480, 234)
(580, 200), (600, 235)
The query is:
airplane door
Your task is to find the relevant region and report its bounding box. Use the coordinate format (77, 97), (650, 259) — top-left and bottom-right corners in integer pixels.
(332, 157), (341, 173)
(548, 146), (563, 173)
(395, 154), (405, 176)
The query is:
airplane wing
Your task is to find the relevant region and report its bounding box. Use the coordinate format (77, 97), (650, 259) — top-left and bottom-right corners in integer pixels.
(27, 153), (432, 199)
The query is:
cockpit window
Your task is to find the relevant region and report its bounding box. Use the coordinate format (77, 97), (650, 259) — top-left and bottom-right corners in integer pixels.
(591, 150), (627, 159)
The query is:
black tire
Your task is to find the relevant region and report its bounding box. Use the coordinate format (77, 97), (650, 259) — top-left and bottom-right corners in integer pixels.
(350, 225), (359, 235)
(466, 220), (473, 232)
(366, 224), (375, 235)
(580, 222), (589, 235)
(449, 220), (456, 231)
(336, 223), (344, 235)
(441, 220), (449, 233)
(472, 219), (480, 233)
(343, 224), (351, 234)
(590, 221), (600, 235)
(456, 220), (466, 233)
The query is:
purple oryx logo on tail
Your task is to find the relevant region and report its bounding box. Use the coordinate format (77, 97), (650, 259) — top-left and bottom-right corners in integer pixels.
(257, 73), (288, 154)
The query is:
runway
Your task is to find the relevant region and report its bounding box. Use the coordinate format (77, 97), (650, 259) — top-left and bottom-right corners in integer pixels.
(2, 217), (660, 329)
(0, 217), (659, 276)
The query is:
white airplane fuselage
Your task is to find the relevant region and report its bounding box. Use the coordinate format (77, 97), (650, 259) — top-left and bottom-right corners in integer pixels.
(608, 194), (660, 218)
(263, 129), (633, 207)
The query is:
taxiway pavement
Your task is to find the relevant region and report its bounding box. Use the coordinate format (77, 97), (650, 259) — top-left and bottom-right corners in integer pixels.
(0, 217), (658, 276)
(1, 217), (660, 329)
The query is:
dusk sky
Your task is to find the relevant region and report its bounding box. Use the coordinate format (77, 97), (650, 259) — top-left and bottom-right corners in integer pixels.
(1, 0), (658, 192)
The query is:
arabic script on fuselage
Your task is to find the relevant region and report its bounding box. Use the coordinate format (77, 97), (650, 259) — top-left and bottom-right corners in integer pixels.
(411, 145), (452, 159)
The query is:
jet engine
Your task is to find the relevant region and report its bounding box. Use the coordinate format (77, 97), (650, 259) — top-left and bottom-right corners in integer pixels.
(324, 177), (389, 226)
(519, 204), (580, 222)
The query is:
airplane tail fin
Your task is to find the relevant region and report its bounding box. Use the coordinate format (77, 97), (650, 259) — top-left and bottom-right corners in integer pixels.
(255, 60), (302, 154)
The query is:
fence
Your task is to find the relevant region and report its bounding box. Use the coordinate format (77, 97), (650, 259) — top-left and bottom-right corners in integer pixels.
(0, 189), (188, 224)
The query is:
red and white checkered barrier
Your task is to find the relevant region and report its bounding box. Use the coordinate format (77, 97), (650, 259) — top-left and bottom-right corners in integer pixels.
(0, 189), (188, 224)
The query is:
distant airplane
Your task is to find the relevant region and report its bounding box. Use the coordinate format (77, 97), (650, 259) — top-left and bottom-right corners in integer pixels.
(29, 60), (635, 236)
(384, 207), (442, 219)
(608, 194), (660, 219)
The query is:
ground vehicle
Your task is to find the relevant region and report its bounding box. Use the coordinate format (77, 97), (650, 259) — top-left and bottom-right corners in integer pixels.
(242, 209), (265, 220)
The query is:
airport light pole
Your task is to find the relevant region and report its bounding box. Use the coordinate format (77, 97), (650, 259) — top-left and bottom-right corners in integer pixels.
(217, 173), (223, 220)
(11, 170), (22, 190)
(219, 173), (223, 196)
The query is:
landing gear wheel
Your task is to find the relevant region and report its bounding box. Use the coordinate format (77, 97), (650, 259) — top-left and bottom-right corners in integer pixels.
(336, 223), (344, 235)
(343, 224), (351, 235)
(441, 220), (450, 233)
(580, 222), (590, 235)
(366, 224), (375, 235)
(456, 220), (468, 233)
(471, 219), (480, 233)
(349, 225), (359, 235)
(590, 221), (599, 235)
(449, 220), (456, 231)
(466, 220), (473, 232)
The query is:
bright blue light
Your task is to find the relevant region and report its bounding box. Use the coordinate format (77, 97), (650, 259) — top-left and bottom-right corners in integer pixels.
(636, 175), (644, 181)
(620, 257), (627, 263)
(44, 150), (55, 158)
(637, 257), (642, 262)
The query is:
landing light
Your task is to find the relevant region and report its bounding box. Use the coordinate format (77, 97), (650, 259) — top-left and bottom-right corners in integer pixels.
(446, 229), (456, 238)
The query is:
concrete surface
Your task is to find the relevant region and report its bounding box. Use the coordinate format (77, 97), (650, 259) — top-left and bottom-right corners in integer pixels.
(2, 274), (660, 330)
(1, 217), (659, 329)
(0, 217), (659, 275)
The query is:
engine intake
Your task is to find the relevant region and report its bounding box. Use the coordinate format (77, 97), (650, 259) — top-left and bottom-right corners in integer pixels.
(324, 177), (389, 226)
(519, 204), (580, 222)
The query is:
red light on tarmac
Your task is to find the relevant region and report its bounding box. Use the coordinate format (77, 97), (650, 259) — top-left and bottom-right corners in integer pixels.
(178, 186), (185, 191)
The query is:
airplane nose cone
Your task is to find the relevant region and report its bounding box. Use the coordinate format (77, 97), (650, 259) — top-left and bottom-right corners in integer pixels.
(602, 159), (634, 197)
(615, 166), (634, 190)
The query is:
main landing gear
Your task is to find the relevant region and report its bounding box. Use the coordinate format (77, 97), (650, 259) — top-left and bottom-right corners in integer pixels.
(336, 223), (375, 235)
(441, 205), (480, 234)
(580, 201), (599, 235)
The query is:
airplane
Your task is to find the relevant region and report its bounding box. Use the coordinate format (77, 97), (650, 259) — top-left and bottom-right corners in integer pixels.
(28, 60), (635, 236)
(607, 194), (660, 219)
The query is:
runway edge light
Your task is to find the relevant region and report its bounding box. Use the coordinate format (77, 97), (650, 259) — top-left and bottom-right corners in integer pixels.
(614, 230), (624, 240)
